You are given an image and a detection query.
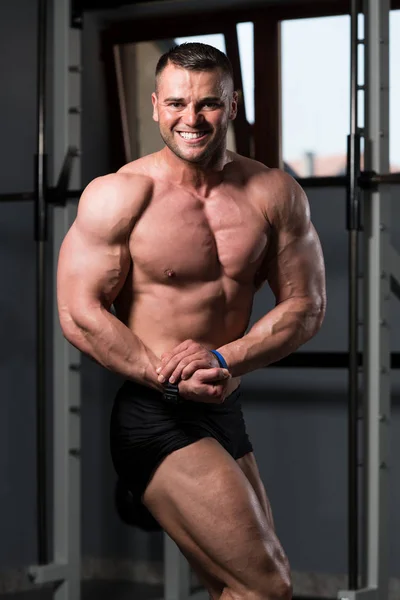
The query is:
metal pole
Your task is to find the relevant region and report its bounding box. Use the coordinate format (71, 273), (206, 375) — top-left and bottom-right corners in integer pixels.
(347, 0), (361, 589)
(28, 3), (82, 596)
(363, 0), (390, 596)
(35, 0), (48, 565)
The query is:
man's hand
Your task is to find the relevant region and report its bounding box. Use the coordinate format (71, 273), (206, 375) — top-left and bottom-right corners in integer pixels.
(157, 340), (221, 384)
(178, 367), (231, 404)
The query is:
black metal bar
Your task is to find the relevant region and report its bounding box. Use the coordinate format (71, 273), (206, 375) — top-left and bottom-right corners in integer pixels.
(294, 170), (400, 189)
(274, 352), (360, 369)
(0, 188), (83, 204)
(0, 192), (36, 202)
(347, 0), (360, 588)
(63, 188), (82, 198)
(3, 170), (399, 205)
(50, 146), (79, 206)
(296, 175), (347, 187)
(272, 351), (400, 369)
(373, 172), (400, 184)
(348, 226), (359, 590)
(359, 170), (400, 188)
(347, 135), (361, 231)
(391, 276), (400, 303)
(35, 0), (48, 566)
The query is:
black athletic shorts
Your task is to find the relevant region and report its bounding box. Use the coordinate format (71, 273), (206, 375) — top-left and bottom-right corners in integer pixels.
(110, 380), (253, 526)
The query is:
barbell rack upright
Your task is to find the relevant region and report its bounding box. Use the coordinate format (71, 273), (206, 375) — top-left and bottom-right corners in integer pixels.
(28, 0), (82, 598)
(35, 0), (49, 567)
(339, 0), (393, 597)
(362, 0), (391, 596)
(346, 0), (361, 589)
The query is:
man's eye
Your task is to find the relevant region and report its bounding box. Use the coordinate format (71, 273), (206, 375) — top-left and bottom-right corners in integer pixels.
(202, 103), (219, 109)
(169, 103), (183, 108)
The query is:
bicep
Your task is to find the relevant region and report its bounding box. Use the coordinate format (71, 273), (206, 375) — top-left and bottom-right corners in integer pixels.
(265, 222), (325, 306)
(57, 220), (131, 322)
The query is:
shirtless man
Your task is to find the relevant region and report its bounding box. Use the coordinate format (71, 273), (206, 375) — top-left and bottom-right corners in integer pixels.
(57, 43), (326, 600)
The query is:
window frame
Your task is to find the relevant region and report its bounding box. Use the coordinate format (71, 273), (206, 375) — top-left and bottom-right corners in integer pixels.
(101, 0), (400, 181)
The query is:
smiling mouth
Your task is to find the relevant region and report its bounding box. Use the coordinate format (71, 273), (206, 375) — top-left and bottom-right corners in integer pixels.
(177, 131), (210, 141)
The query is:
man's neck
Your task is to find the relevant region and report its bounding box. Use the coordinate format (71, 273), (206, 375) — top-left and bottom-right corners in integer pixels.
(159, 146), (231, 196)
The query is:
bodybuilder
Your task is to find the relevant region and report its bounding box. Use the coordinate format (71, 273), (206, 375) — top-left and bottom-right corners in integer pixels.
(57, 43), (326, 600)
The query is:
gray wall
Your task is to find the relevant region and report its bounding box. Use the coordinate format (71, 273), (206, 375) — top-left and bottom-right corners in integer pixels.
(1, 0), (399, 584)
(0, 0), (39, 566)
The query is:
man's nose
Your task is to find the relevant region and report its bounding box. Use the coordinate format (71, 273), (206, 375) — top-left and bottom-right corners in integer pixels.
(183, 106), (203, 127)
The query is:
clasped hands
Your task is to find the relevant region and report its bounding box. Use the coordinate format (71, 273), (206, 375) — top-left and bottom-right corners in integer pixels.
(156, 340), (231, 404)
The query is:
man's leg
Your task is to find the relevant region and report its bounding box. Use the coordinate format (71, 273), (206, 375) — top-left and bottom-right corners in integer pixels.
(236, 452), (276, 531)
(142, 438), (292, 600)
(185, 552), (224, 600)
(185, 451), (278, 600)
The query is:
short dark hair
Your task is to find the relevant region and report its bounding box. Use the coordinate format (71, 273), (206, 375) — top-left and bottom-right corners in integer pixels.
(155, 42), (234, 88)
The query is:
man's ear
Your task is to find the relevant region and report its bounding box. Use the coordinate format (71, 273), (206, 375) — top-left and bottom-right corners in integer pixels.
(152, 92), (159, 122)
(229, 90), (238, 121)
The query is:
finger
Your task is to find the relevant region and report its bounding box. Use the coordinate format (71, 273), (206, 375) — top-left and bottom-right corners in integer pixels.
(197, 382), (227, 404)
(164, 339), (196, 359)
(160, 347), (183, 366)
(158, 350), (198, 383)
(197, 368), (231, 383)
(163, 340), (203, 362)
(169, 352), (211, 383)
(160, 353), (172, 367)
(160, 339), (199, 366)
(172, 349), (221, 382)
(180, 359), (212, 381)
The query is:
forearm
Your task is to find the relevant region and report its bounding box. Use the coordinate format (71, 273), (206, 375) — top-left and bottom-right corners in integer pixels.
(61, 306), (163, 391)
(218, 297), (325, 377)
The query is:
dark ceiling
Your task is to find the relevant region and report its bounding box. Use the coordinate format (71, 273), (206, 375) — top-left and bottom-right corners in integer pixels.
(73, 0), (166, 10)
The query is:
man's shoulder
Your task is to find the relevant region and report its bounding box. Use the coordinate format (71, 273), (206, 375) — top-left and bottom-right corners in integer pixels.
(226, 152), (291, 187)
(89, 166), (154, 196)
(227, 154), (308, 222)
(82, 166), (154, 210)
(228, 154), (299, 193)
(75, 168), (154, 239)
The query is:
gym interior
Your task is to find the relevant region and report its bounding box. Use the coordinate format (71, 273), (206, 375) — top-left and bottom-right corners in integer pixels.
(1, 0), (400, 599)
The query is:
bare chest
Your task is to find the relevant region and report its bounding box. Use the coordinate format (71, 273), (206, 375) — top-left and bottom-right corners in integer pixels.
(130, 190), (269, 285)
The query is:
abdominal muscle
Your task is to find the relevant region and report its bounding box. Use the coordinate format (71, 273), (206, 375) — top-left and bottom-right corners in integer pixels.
(114, 275), (254, 397)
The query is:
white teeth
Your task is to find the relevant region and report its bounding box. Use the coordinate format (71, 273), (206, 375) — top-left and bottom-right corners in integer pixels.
(179, 131), (206, 139)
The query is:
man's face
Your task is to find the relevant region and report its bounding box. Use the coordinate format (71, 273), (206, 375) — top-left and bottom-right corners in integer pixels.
(152, 63), (237, 166)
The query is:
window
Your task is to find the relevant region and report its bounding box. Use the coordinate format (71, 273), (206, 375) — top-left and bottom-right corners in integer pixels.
(390, 10), (400, 172)
(236, 22), (254, 125)
(282, 11), (399, 177)
(281, 16), (350, 177)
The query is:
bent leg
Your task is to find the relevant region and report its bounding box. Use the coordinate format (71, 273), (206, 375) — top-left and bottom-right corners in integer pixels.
(236, 452), (275, 530)
(142, 437), (291, 600)
(189, 451), (278, 599)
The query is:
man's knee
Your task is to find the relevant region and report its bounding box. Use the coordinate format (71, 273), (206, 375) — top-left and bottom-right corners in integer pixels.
(265, 570), (292, 600)
(254, 549), (292, 600)
(224, 548), (292, 600)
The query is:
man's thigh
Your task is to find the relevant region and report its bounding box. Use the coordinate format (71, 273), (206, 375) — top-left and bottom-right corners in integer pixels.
(142, 437), (288, 597)
(188, 451), (275, 599)
(236, 451), (275, 529)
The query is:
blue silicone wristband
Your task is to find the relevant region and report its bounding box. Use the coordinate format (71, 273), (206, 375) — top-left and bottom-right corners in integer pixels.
(210, 350), (229, 370)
